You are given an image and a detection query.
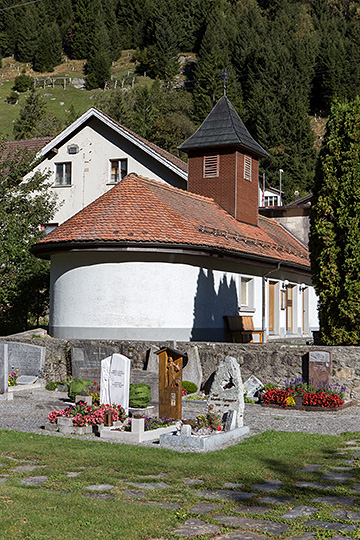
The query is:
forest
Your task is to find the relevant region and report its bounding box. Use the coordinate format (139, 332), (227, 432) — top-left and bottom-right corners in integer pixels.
(1, 0), (360, 198)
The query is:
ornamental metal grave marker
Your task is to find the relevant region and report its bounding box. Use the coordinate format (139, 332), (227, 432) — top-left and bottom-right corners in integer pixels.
(307, 350), (332, 389)
(156, 347), (184, 420)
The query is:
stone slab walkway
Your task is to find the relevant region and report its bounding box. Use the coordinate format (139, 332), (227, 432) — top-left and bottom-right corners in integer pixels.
(0, 437), (359, 540)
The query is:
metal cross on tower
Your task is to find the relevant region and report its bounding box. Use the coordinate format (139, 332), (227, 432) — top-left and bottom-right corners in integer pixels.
(219, 68), (230, 96)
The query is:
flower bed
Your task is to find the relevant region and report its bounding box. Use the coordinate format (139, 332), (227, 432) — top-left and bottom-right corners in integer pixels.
(48, 402), (126, 427)
(261, 379), (345, 409)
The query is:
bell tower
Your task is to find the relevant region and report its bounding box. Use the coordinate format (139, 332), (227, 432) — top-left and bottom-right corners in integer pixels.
(179, 96), (268, 227)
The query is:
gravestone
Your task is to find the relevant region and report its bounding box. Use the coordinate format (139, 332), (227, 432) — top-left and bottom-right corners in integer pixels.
(144, 346), (160, 373)
(208, 356), (245, 428)
(100, 354), (130, 412)
(6, 342), (45, 377)
(71, 343), (118, 380)
(0, 343), (9, 394)
(244, 375), (263, 399)
(17, 375), (38, 385)
(307, 350), (332, 389)
(182, 346), (203, 391)
(156, 347), (184, 420)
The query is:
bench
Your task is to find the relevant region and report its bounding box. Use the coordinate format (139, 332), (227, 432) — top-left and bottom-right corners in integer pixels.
(224, 315), (264, 344)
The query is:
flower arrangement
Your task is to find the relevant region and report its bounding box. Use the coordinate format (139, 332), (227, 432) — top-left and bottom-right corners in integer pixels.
(8, 371), (18, 386)
(48, 402), (126, 427)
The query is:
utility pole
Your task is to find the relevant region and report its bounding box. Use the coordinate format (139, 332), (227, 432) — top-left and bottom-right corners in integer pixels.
(279, 169), (284, 206)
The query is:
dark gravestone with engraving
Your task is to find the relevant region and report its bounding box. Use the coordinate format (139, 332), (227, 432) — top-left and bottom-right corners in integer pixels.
(308, 350), (332, 389)
(156, 347), (184, 420)
(71, 343), (118, 380)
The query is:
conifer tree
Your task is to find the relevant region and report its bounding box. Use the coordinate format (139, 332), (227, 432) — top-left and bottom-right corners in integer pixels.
(33, 23), (62, 72)
(310, 97), (360, 345)
(85, 23), (111, 89)
(13, 90), (61, 139)
(15, 7), (39, 63)
(192, 10), (241, 124)
(70, 0), (103, 59)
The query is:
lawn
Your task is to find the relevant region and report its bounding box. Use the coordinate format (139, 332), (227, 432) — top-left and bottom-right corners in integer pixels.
(0, 429), (358, 540)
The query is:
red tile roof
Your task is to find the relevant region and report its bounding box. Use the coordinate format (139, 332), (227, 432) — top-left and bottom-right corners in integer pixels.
(33, 173), (310, 269)
(1, 137), (53, 159)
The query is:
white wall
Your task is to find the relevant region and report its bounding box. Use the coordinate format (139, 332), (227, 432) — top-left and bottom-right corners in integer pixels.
(49, 250), (319, 342)
(34, 119), (186, 225)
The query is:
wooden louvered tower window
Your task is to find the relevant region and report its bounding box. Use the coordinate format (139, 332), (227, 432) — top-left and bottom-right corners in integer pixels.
(203, 155), (219, 178)
(244, 155), (252, 181)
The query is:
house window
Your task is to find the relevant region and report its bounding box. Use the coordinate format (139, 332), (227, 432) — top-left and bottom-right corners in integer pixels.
(55, 163), (71, 185)
(240, 277), (254, 309)
(203, 155), (219, 178)
(264, 195), (279, 207)
(244, 155), (252, 181)
(110, 159), (128, 183)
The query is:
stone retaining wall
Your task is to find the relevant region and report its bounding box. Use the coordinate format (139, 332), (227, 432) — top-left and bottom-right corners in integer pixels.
(1, 337), (359, 400)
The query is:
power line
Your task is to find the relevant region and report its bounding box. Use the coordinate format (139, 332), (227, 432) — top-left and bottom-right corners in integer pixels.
(0, 0), (43, 13)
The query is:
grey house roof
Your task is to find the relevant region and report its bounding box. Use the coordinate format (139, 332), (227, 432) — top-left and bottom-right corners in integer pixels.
(179, 96), (268, 158)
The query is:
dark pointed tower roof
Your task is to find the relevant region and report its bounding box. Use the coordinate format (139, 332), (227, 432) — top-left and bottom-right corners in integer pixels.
(179, 96), (268, 158)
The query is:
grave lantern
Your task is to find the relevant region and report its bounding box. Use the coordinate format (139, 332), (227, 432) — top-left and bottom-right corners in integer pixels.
(155, 347), (187, 420)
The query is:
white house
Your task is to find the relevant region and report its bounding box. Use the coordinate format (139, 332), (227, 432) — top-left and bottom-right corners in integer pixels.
(7, 108), (187, 229)
(32, 96), (319, 342)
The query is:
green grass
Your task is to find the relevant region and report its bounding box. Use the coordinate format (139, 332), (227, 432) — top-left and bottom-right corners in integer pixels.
(0, 83), (99, 140)
(0, 429), (358, 539)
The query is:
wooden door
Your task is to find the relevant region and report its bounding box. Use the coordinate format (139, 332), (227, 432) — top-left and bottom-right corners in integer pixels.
(268, 281), (275, 333)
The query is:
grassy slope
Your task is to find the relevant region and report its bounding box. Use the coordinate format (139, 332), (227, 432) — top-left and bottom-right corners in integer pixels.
(0, 429), (358, 540)
(0, 53), (136, 140)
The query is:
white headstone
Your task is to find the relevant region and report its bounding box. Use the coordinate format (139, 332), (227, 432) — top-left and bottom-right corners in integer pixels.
(100, 354), (130, 413)
(208, 356), (245, 429)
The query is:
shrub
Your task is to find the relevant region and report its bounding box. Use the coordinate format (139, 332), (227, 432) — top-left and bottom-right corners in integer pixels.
(81, 381), (100, 403)
(129, 383), (151, 408)
(13, 73), (33, 92)
(182, 381), (198, 394)
(6, 91), (18, 104)
(45, 381), (58, 391)
(68, 379), (94, 401)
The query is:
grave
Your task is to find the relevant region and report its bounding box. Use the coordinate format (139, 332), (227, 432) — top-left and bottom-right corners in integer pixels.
(100, 354), (130, 412)
(156, 347), (184, 420)
(307, 350), (332, 388)
(208, 356), (245, 428)
(0, 343), (13, 401)
(160, 356), (249, 451)
(244, 375), (263, 401)
(6, 341), (45, 377)
(182, 346), (203, 392)
(71, 343), (118, 380)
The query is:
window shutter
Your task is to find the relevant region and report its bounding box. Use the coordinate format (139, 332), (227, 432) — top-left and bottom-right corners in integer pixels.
(244, 155), (252, 181)
(203, 155), (219, 178)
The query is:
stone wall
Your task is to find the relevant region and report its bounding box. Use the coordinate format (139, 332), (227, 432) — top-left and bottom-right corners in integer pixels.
(1, 337), (359, 400)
